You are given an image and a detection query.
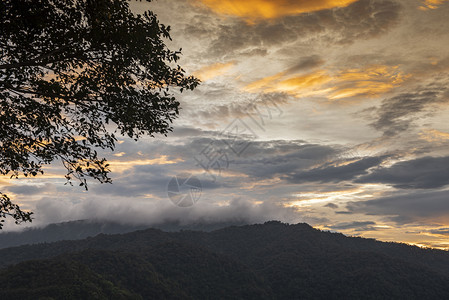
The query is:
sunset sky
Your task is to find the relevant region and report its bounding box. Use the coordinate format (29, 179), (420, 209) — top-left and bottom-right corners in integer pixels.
(3, 0), (449, 249)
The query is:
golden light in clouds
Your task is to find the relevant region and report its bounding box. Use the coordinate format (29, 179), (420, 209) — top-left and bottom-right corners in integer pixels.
(244, 72), (287, 92)
(108, 155), (184, 172)
(198, 0), (358, 22)
(278, 71), (332, 95)
(329, 65), (408, 99)
(193, 62), (235, 81)
(113, 152), (126, 157)
(245, 70), (332, 97)
(245, 65), (408, 99)
(419, 129), (449, 142)
(0, 156), (183, 181)
(285, 187), (375, 207)
(419, 0), (448, 10)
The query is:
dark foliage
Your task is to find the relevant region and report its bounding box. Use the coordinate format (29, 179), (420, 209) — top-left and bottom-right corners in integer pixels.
(0, 258), (139, 299)
(0, 193), (32, 229)
(0, 0), (198, 226)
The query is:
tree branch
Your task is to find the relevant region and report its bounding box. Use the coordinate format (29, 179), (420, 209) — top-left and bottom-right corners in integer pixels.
(0, 46), (85, 70)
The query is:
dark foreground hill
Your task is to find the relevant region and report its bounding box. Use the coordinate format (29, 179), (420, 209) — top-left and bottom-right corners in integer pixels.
(1, 221), (449, 299)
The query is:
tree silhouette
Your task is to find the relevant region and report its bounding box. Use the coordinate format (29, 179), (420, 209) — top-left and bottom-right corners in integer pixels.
(0, 0), (199, 228)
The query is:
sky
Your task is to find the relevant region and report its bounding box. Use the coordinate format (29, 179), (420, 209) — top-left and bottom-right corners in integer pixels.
(2, 0), (449, 249)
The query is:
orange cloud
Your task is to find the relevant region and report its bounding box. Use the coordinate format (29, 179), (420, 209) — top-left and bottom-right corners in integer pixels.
(198, 0), (358, 23)
(245, 70), (333, 98)
(245, 65), (408, 100)
(329, 65), (408, 99)
(193, 62), (235, 81)
(419, 129), (449, 142)
(278, 72), (332, 92)
(419, 0), (448, 10)
(245, 72), (286, 91)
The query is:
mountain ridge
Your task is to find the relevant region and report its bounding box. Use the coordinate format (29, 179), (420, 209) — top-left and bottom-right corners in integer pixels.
(0, 219), (246, 249)
(1, 221), (449, 299)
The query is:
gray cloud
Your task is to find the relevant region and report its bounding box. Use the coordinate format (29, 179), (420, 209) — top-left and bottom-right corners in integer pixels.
(369, 85), (449, 136)
(346, 190), (449, 224)
(284, 155), (388, 184)
(324, 203), (339, 209)
(168, 126), (217, 138)
(5, 184), (50, 196)
(65, 134), (347, 202)
(284, 55), (325, 75)
(328, 221), (377, 231)
(182, 90), (291, 125)
(356, 156), (449, 189)
(58, 136), (351, 203)
(429, 228), (449, 236)
(32, 195), (304, 228)
(335, 211), (354, 215)
(230, 141), (342, 180)
(204, 0), (401, 59)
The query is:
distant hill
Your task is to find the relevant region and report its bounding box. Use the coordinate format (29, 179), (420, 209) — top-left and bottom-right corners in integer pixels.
(0, 219), (246, 249)
(1, 221), (449, 299)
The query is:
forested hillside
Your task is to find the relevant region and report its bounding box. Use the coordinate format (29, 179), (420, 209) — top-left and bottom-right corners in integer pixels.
(0, 220), (243, 249)
(1, 221), (449, 299)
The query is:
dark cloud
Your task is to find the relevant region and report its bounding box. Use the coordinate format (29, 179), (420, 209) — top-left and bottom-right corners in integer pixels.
(329, 221), (377, 231)
(369, 85), (449, 136)
(429, 228), (449, 236)
(335, 211), (354, 215)
(240, 140), (337, 159)
(356, 156), (449, 189)
(324, 0), (401, 43)
(203, 0), (401, 59)
(5, 184), (49, 195)
(284, 55), (325, 75)
(284, 155), (388, 184)
(88, 157), (233, 199)
(169, 126), (217, 138)
(99, 136), (348, 196)
(79, 135), (347, 202)
(324, 203), (339, 209)
(231, 141), (341, 180)
(346, 190), (449, 224)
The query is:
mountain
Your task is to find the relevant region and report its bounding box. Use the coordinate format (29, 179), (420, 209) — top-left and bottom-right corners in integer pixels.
(1, 221), (449, 299)
(0, 219), (246, 249)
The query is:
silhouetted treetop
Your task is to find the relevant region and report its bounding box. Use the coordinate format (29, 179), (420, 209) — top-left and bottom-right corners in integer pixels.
(0, 0), (199, 227)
